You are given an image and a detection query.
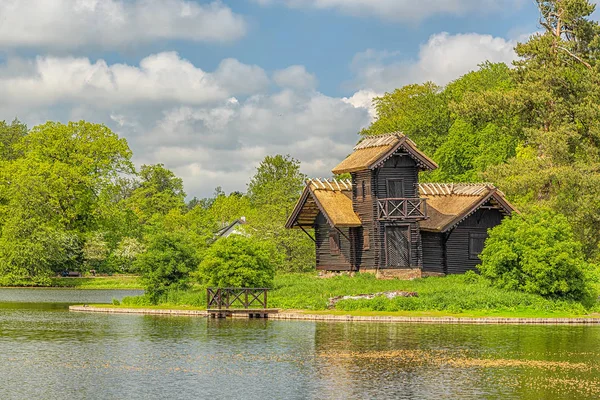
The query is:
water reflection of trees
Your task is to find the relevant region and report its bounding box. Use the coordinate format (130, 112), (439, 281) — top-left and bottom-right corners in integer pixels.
(311, 323), (600, 399)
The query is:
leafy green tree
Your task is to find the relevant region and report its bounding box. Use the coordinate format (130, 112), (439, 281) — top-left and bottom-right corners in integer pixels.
(361, 82), (450, 155)
(479, 209), (592, 300)
(82, 232), (109, 272)
(197, 236), (278, 288)
(112, 237), (146, 273)
(486, 0), (600, 257)
(127, 164), (186, 223)
(247, 155), (314, 272)
(135, 230), (198, 303)
(0, 119), (27, 161)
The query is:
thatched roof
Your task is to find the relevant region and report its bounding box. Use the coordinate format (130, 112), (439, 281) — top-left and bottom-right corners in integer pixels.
(332, 132), (438, 175)
(418, 183), (517, 233)
(285, 178), (362, 229)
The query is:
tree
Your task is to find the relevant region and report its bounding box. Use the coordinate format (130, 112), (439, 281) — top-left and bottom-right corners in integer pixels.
(112, 237), (145, 273)
(0, 119), (27, 161)
(127, 164), (186, 223)
(82, 232), (109, 272)
(361, 82), (450, 155)
(247, 155), (314, 272)
(134, 230), (197, 303)
(197, 236), (278, 288)
(0, 121), (135, 283)
(486, 0), (600, 257)
(479, 209), (592, 300)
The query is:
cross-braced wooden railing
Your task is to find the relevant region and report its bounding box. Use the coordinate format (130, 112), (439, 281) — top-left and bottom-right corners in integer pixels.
(207, 288), (269, 309)
(377, 198), (428, 220)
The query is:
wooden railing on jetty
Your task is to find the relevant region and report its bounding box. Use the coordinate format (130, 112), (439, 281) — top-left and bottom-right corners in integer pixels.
(207, 287), (269, 309)
(206, 288), (275, 318)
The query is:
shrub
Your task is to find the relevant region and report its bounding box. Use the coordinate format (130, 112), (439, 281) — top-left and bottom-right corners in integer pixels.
(479, 208), (592, 300)
(196, 236), (277, 288)
(134, 231), (197, 303)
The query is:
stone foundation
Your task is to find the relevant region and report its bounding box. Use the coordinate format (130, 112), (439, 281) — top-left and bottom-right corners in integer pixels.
(421, 271), (446, 278)
(360, 268), (422, 280)
(318, 271), (356, 279)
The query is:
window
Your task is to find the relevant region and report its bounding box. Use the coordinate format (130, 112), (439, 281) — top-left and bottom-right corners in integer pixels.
(329, 231), (340, 255)
(386, 178), (404, 198)
(362, 180), (366, 200)
(469, 232), (487, 260)
(363, 229), (370, 251)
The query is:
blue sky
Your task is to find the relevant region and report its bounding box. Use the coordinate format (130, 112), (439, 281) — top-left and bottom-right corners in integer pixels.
(0, 0), (551, 197)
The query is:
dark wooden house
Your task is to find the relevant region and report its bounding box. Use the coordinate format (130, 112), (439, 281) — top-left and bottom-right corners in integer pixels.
(285, 133), (516, 277)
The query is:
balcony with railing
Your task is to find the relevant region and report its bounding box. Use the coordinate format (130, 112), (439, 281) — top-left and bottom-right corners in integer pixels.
(377, 198), (428, 220)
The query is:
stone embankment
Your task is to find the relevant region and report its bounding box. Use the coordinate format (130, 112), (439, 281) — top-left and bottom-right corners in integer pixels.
(69, 306), (600, 324)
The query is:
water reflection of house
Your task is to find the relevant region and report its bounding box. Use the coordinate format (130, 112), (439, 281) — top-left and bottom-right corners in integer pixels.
(286, 133), (517, 277)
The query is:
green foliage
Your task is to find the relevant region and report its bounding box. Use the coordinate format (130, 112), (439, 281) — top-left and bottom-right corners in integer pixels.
(479, 209), (592, 300)
(361, 82), (450, 155)
(135, 230), (198, 303)
(197, 236), (277, 288)
(0, 119), (27, 161)
(112, 237), (146, 273)
(247, 154), (314, 272)
(127, 164), (186, 223)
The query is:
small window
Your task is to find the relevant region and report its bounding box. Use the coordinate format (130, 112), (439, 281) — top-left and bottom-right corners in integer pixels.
(363, 229), (370, 251)
(469, 232), (487, 260)
(362, 180), (366, 200)
(329, 231), (340, 255)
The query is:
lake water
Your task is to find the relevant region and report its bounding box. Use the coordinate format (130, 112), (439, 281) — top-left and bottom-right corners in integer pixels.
(0, 289), (599, 399)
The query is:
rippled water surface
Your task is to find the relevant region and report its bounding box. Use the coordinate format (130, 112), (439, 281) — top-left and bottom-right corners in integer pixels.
(1, 289), (599, 399)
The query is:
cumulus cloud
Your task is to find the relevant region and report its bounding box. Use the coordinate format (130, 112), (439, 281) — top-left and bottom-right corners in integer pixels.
(273, 65), (318, 91)
(0, 53), (370, 197)
(0, 0), (247, 49)
(255, 0), (525, 22)
(130, 90), (371, 195)
(0, 31), (520, 197)
(0, 52), (269, 108)
(351, 32), (518, 92)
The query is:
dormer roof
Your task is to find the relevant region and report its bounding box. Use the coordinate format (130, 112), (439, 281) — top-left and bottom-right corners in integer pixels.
(418, 183), (518, 232)
(331, 132), (438, 175)
(285, 178), (362, 229)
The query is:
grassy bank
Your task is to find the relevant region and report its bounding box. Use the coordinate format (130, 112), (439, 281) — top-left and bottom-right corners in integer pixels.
(50, 275), (143, 289)
(120, 273), (599, 318)
(1, 275), (144, 289)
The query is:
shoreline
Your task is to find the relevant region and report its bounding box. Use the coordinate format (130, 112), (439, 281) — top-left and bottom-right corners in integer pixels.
(69, 306), (600, 325)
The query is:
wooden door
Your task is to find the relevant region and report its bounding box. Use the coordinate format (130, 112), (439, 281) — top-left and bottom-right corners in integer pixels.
(386, 178), (404, 198)
(385, 226), (410, 268)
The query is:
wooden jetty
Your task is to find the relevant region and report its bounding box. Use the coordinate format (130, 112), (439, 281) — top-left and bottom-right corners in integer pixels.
(206, 287), (278, 318)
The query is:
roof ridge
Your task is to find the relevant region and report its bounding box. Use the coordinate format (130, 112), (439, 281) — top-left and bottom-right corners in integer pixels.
(354, 132), (405, 150)
(418, 182), (497, 196)
(306, 177), (352, 191)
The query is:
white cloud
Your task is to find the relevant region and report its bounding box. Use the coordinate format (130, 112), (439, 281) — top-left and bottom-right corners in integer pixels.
(351, 32), (518, 92)
(273, 65), (318, 91)
(255, 0), (525, 22)
(0, 0), (247, 49)
(342, 89), (380, 122)
(131, 90), (371, 195)
(0, 31), (520, 198)
(0, 52), (269, 107)
(0, 53), (371, 197)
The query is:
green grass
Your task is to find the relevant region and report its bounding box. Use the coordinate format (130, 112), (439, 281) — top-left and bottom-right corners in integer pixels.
(48, 275), (143, 289)
(120, 272), (600, 318)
